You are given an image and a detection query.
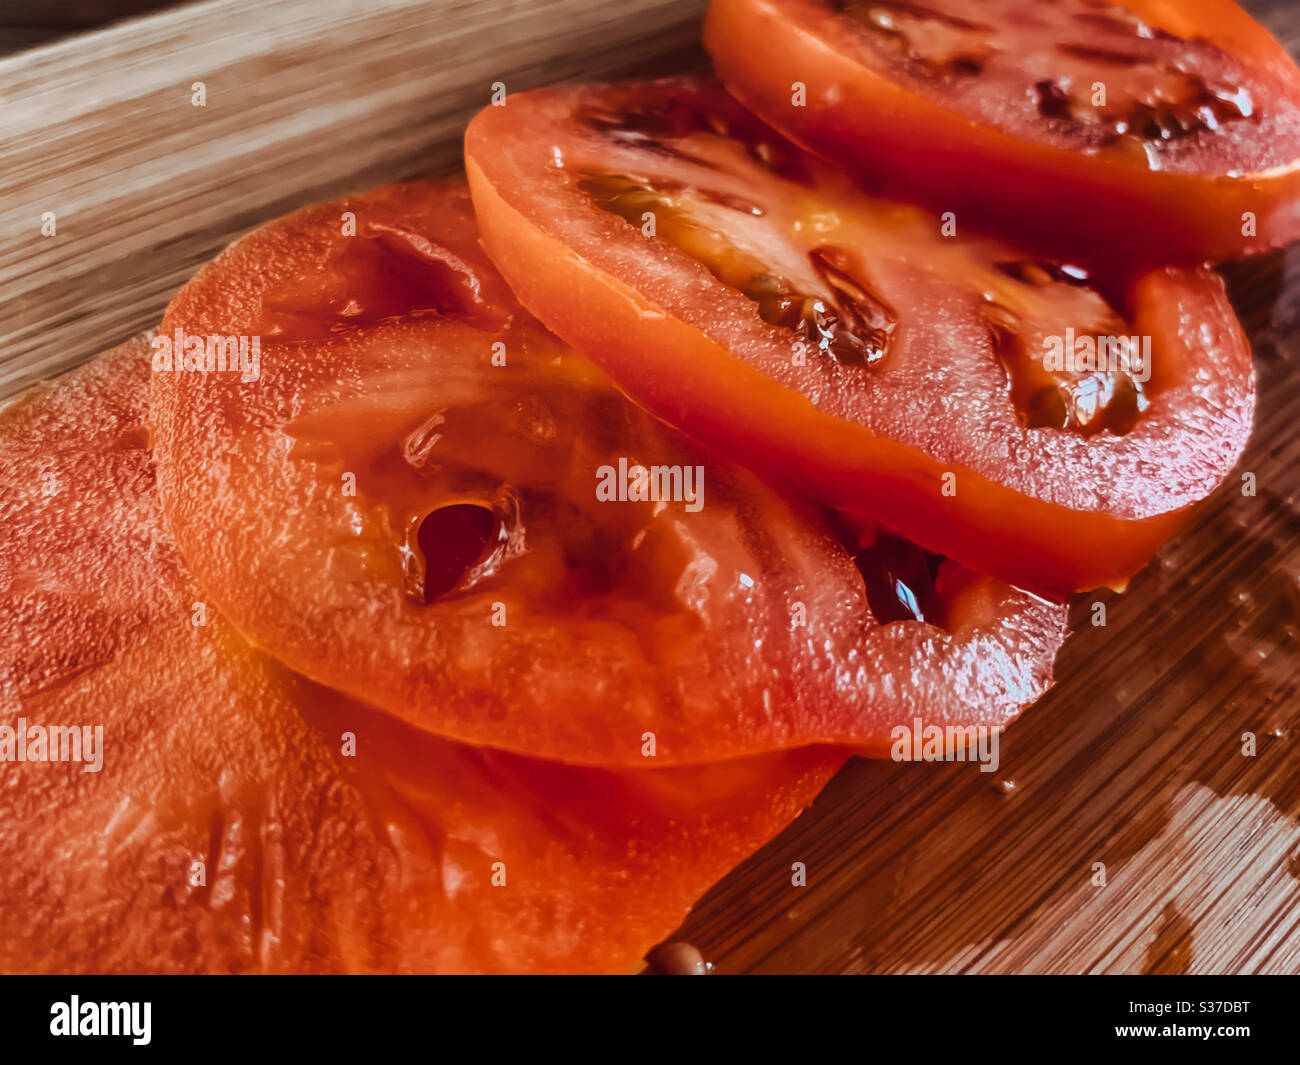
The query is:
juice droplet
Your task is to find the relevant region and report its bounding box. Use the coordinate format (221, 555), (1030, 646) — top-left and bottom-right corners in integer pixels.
(645, 941), (712, 975)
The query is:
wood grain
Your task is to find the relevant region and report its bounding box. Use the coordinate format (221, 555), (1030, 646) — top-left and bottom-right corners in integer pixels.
(0, 0), (706, 398)
(3, 0), (1299, 974)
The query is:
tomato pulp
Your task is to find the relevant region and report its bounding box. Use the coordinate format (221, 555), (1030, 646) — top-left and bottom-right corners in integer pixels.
(704, 0), (1300, 266)
(465, 80), (1255, 599)
(0, 339), (846, 974)
(149, 179), (1067, 765)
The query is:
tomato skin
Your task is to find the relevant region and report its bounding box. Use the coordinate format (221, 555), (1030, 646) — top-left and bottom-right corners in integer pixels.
(704, 0), (1300, 267)
(465, 84), (1255, 600)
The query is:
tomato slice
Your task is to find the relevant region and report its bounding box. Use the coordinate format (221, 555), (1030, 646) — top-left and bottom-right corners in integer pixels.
(0, 339), (844, 974)
(463, 80), (1255, 599)
(704, 0), (1300, 266)
(149, 179), (1067, 766)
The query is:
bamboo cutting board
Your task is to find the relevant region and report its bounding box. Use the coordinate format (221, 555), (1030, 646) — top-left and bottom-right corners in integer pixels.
(0, 0), (709, 397)
(4, 0), (1299, 973)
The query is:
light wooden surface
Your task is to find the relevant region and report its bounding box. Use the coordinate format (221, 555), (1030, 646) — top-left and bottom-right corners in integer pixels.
(0, 0), (706, 397)
(4, 0), (1298, 974)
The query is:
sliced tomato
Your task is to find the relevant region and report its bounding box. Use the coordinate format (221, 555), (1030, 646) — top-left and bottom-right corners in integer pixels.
(464, 80), (1255, 599)
(704, 0), (1300, 266)
(149, 179), (1066, 766)
(0, 339), (844, 975)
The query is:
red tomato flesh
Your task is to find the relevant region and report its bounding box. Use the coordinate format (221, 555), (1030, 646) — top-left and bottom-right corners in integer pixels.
(704, 0), (1300, 265)
(0, 339), (845, 975)
(464, 80), (1255, 599)
(149, 179), (1067, 766)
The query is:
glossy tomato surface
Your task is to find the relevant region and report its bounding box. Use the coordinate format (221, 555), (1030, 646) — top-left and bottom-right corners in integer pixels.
(149, 179), (1067, 766)
(705, 0), (1300, 265)
(0, 339), (845, 974)
(465, 80), (1255, 599)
